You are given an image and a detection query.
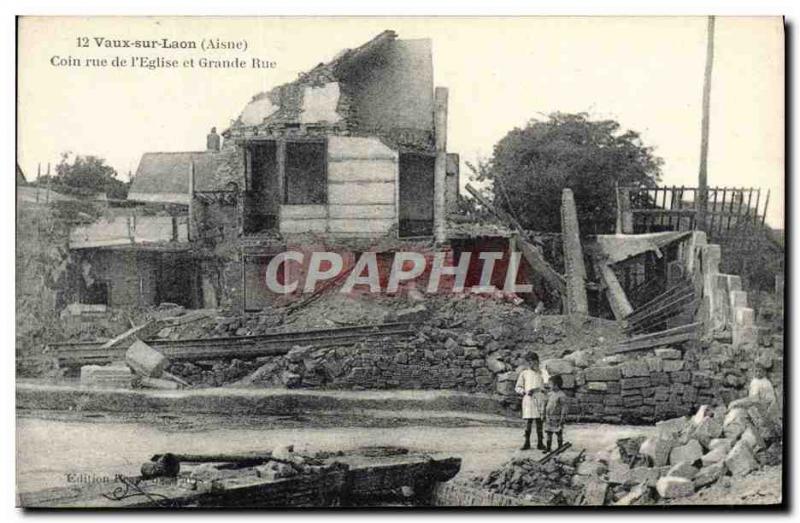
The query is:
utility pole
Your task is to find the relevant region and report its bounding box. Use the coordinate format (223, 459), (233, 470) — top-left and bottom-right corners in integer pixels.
(697, 15), (715, 232)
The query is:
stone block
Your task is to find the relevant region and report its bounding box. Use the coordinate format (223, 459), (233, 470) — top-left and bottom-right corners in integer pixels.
(708, 438), (733, 452)
(621, 377), (651, 389)
(723, 408), (750, 440)
(655, 348), (682, 360)
(624, 466), (660, 486)
(646, 357), (663, 373)
(622, 360), (651, 378)
(725, 440), (759, 477)
(663, 360), (685, 372)
(670, 371), (691, 384)
(640, 435), (674, 467)
(606, 381), (621, 394)
(544, 358), (575, 375)
(485, 356), (506, 373)
(740, 426), (765, 452)
(584, 366), (621, 381)
(587, 381), (608, 392)
(667, 461), (698, 480)
(693, 462), (726, 489)
(565, 349), (591, 368)
(691, 372), (712, 389)
(582, 477), (608, 506)
(669, 439), (703, 465)
(700, 446), (727, 466)
(650, 372), (670, 386)
(656, 476), (694, 498)
(623, 395), (643, 407)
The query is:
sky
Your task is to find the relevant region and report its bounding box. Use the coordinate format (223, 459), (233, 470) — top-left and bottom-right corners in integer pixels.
(17, 16), (784, 227)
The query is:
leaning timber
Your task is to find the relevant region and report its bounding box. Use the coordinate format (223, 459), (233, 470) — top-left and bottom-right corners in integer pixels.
(19, 452), (462, 508)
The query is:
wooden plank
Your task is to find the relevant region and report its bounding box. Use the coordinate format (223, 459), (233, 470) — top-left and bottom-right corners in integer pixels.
(624, 322), (701, 343)
(626, 292), (696, 328)
(597, 263), (633, 320)
(614, 329), (698, 353)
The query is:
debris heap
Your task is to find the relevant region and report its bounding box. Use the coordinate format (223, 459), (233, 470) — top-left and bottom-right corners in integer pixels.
(572, 401), (782, 505)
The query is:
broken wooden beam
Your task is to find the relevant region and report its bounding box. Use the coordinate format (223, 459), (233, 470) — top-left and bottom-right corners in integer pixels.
(596, 263), (633, 320)
(613, 327), (699, 353)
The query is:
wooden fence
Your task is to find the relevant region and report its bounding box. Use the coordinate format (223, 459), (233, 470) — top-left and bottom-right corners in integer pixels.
(617, 185), (770, 242)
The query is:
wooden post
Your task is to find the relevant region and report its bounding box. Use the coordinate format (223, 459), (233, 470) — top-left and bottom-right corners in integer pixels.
(561, 188), (588, 315)
(697, 16), (716, 232)
(188, 159), (196, 240)
(434, 87), (448, 244)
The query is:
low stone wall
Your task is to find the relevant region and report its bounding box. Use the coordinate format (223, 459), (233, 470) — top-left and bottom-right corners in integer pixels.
(174, 329), (781, 425)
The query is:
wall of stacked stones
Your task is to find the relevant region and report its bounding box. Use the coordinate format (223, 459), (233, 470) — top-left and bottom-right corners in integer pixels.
(227, 330), (781, 426)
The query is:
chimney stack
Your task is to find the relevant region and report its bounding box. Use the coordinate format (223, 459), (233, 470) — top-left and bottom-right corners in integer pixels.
(207, 127), (221, 152)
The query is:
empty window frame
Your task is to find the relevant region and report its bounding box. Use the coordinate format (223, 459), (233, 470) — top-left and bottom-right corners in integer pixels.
(284, 141), (327, 205)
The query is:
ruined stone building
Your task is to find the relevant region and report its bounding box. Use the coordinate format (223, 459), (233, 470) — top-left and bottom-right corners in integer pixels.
(65, 30), (477, 311)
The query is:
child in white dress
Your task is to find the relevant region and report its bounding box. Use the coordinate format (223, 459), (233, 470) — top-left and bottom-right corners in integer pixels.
(515, 351), (549, 450)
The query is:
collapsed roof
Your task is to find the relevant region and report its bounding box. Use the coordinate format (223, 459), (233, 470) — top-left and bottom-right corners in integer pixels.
(226, 30), (435, 152)
(128, 150), (241, 205)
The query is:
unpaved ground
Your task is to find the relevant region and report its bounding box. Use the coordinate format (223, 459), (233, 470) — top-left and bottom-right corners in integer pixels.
(16, 413), (652, 495)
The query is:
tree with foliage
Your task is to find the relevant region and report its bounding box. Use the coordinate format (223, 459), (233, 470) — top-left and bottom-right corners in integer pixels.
(45, 153), (129, 199)
(471, 112), (662, 235)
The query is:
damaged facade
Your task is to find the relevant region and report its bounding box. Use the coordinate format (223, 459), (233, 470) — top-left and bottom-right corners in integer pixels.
(64, 30), (479, 312)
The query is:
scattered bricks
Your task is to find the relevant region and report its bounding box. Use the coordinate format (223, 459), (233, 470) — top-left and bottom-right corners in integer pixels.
(670, 371), (691, 384)
(669, 439), (703, 465)
(650, 372), (670, 386)
(623, 395), (643, 407)
(606, 382), (621, 394)
(444, 338), (459, 351)
(584, 366), (621, 381)
(643, 396), (656, 406)
(723, 408), (750, 440)
(582, 477), (608, 506)
(655, 348), (682, 360)
(622, 360), (651, 378)
(463, 347), (481, 359)
(641, 386), (655, 398)
(662, 360), (684, 372)
(700, 446), (727, 466)
(544, 358), (574, 375)
(604, 405), (623, 416)
(640, 436), (674, 467)
(694, 463), (727, 490)
(667, 461), (698, 480)
(646, 357), (663, 373)
(604, 395), (622, 407)
(586, 381), (608, 392)
(621, 377), (650, 389)
(725, 440), (759, 477)
(656, 476), (694, 498)
(470, 359), (484, 368)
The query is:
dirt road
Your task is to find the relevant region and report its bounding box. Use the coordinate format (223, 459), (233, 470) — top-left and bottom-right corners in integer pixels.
(16, 412), (653, 495)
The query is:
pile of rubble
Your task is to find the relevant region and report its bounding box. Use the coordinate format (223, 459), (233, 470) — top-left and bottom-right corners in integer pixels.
(476, 449), (585, 505)
(573, 401), (782, 505)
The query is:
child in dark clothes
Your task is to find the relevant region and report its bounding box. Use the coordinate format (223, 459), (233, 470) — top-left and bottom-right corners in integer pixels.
(544, 375), (569, 451)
